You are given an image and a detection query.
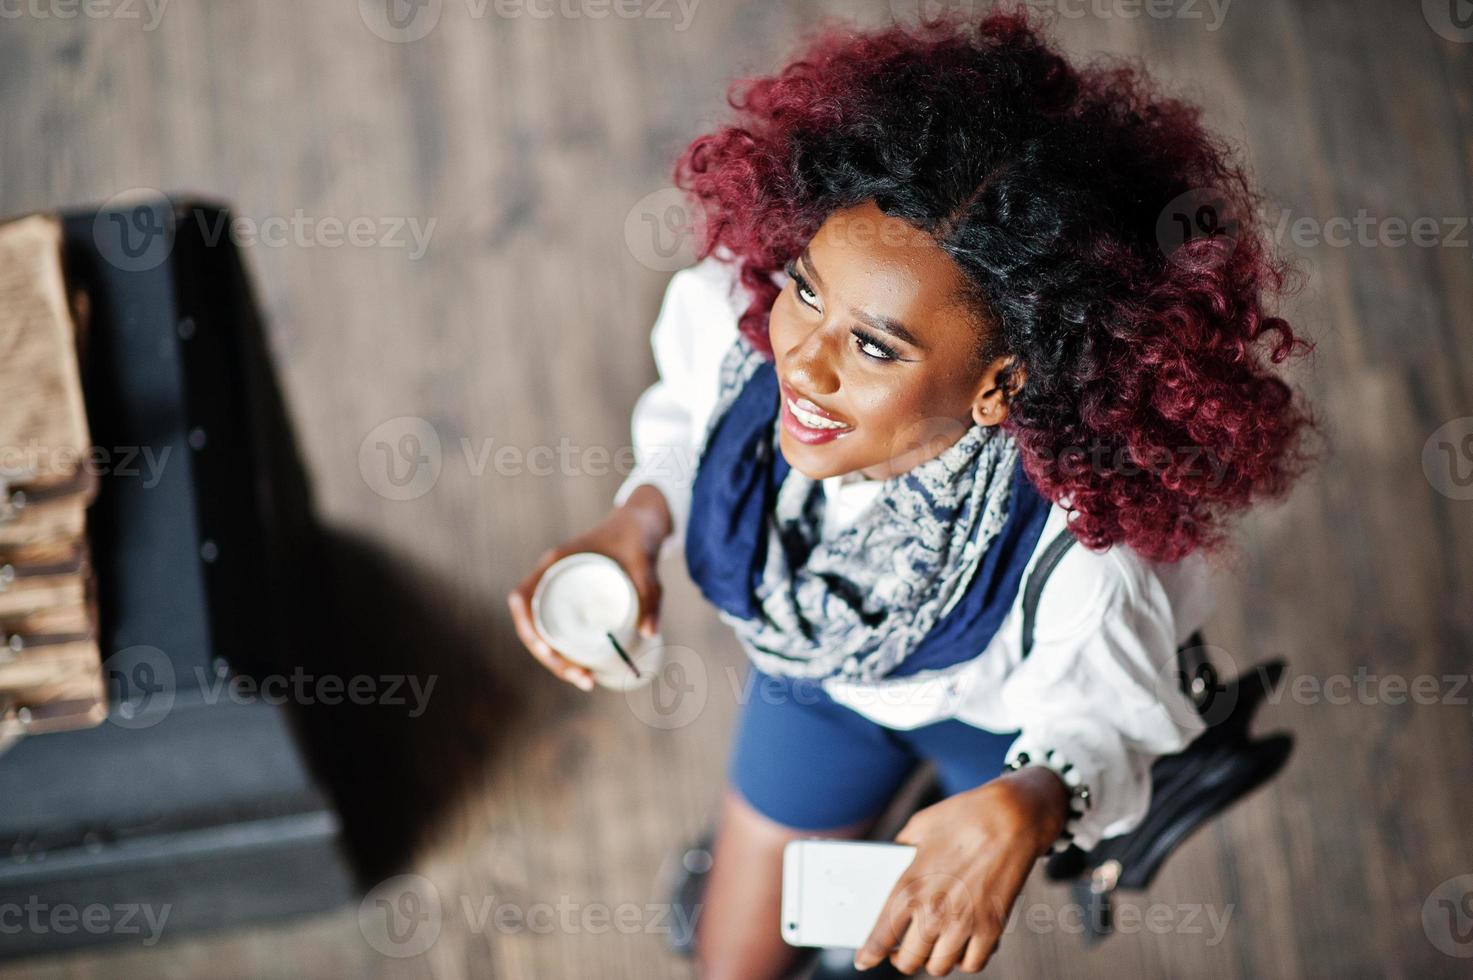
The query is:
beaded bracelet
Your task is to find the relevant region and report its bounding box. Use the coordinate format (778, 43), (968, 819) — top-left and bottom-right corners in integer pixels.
(1003, 748), (1093, 855)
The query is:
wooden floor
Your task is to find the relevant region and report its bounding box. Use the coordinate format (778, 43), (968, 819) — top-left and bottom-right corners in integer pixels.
(3, 0), (1472, 977)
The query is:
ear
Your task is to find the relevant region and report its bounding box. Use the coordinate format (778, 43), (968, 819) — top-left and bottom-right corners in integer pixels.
(971, 355), (1025, 427)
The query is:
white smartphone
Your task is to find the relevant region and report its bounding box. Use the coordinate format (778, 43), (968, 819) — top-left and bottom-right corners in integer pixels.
(781, 839), (917, 949)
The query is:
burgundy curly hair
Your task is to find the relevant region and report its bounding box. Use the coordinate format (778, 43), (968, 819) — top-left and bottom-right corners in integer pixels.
(673, 9), (1313, 563)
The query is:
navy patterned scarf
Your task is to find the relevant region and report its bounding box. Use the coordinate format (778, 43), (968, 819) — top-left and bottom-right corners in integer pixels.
(684, 332), (1050, 682)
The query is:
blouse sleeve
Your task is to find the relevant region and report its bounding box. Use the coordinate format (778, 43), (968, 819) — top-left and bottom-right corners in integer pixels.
(995, 548), (1212, 852)
(612, 255), (744, 561)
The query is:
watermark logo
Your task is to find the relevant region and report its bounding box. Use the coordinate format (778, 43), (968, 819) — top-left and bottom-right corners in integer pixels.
(1424, 0), (1473, 43)
(1156, 187), (1241, 270)
(359, 0), (443, 42)
(877, 871), (977, 963)
(1423, 417), (1473, 501)
(624, 187), (705, 272)
(103, 645), (176, 730)
(624, 643), (707, 730)
(1424, 874), (1473, 957)
(93, 189), (174, 273)
(1154, 640), (1238, 729)
(360, 416), (444, 501)
(874, 415), (972, 481)
(360, 874), (443, 958)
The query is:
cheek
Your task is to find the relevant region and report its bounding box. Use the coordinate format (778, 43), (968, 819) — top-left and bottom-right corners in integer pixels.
(849, 369), (952, 428)
(848, 383), (924, 429)
(847, 372), (975, 460)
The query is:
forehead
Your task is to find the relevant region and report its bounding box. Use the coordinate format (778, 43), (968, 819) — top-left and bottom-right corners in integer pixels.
(806, 201), (971, 320)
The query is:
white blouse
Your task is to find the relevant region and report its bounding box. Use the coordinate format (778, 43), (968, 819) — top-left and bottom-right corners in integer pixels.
(612, 255), (1214, 850)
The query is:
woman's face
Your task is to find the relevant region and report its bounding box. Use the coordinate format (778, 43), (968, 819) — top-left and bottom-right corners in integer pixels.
(770, 200), (1014, 482)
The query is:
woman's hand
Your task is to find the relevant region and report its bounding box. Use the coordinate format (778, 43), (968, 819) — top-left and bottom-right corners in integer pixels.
(854, 766), (1070, 976)
(506, 484), (672, 691)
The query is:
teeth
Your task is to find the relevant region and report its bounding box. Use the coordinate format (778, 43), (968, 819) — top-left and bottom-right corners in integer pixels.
(786, 397), (850, 430)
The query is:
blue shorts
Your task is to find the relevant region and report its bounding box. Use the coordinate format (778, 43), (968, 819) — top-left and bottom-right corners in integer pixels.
(727, 667), (1019, 831)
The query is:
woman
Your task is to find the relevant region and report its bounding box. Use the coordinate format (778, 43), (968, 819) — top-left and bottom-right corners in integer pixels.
(509, 10), (1310, 978)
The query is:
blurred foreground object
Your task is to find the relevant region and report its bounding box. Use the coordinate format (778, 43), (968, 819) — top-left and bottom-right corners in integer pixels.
(0, 214), (105, 736)
(0, 196), (352, 960)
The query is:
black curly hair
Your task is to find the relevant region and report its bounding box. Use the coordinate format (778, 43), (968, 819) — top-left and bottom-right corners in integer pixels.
(674, 9), (1313, 562)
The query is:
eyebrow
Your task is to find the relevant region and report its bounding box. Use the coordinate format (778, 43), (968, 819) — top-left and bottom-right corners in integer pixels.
(798, 247), (927, 350)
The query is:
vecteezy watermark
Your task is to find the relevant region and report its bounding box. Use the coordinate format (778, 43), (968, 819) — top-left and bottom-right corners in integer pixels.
(195, 666), (438, 717)
(358, 0), (444, 42)
(360, 875), (442, 958)
(355, 425), (1231, 504)
(0, 0), (168, 30)
(889, 0), (1232, 31)
(358, 0), (699, 43)
(357, 418), (680, 501)
(1002, 896), (1233, 943)
(1165, 656), (1473, 717)
(0, 898), (171, 947)
(1156, 187), (1242, 271)
(1261, 666), (1473, 713)
(1422, 417), (1473, 501)
(359, 417), (445, 502)
(1158, 190), (1473, 268)
(1266, 206), (1471, 253)
(624, 187), (707, 272)
(94, 190), (176, 273)
(191, 209), (436, 261)
(625, 655), (971, 732)
(1424, 875), (1473, 957)
(92, 190), (436, 273)
(103, 645), (438, 729)
(623, 643), (708, 730)
(1, 442), (171, 490)
(1424, 0), (1473, 44)
(871, 874), (1233, 959)
(104, 645), (177, 730)
(1043, 440), (1234, 490)
(357, 874), (702, 958)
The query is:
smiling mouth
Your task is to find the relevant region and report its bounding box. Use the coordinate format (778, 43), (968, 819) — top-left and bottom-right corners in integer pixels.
(785, 396), (851, 430)
(781, 382), (851, 428)
(779, 382), (854, 438)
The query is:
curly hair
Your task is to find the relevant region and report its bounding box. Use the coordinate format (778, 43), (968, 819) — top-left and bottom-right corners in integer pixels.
(673, 8), (1313, 563)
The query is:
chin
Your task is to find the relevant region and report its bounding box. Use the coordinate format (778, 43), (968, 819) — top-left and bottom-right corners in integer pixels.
(778, 434), (844, 480)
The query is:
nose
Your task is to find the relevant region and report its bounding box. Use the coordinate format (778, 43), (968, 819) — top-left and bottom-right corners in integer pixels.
(781, 320), (841, 397)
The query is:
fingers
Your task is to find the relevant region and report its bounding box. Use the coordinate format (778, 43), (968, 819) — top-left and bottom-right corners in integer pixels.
(959, 932), (998, 975)
(854, 877), (914, 971)
(506, 556), (595, 691)
(923, 923), (971, 976)
(869, 877), (974, 976)
(887, 894), (947, 975)
(631, 564), (663, 638)
(620, 533), (664, 639)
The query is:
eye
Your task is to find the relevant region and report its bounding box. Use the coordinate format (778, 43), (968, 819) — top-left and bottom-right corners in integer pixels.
(853, 329), (899, 362)
(784, 262), (820, 312)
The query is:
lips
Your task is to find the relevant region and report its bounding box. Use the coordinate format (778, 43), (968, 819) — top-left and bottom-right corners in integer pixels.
(779, 381), (854, 445)
(781, 382), (850, 426)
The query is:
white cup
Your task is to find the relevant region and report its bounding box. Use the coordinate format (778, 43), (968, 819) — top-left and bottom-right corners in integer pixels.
(531, 552), (664, 691)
